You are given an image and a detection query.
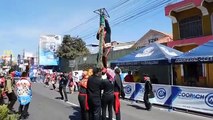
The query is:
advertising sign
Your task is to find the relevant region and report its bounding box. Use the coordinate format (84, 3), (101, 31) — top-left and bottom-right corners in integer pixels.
(122, 82), (213, 115)
(133, 83), (172, 105)
(39, 35), (62, 66)
(134, 83), (144, 101)
(172, 86), (213, 114)
(123, 82), (135, 100)
(153, 84), (172, 105)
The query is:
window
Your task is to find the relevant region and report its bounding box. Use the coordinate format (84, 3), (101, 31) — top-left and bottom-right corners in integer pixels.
(179, 15), (202, 39)
(148, 38), (158, 43)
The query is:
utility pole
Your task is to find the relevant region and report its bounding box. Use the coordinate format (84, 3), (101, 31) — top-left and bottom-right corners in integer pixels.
(94, 8), (110, 68)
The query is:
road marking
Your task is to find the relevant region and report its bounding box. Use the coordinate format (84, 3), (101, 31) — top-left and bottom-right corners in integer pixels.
(66, 101), (79, 107)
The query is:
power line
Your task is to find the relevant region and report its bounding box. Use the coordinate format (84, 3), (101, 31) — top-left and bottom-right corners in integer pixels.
(112, 0), (172, 26)
(81, 0), (175, 40)
(80, 0), (150, 39)
(63, 16), (97, 33)
(63, 0), (130, 34)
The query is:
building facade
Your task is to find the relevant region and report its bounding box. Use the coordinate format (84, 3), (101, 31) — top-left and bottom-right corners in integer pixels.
(132, 29), (173, 49)
(165, 0), (213, 87)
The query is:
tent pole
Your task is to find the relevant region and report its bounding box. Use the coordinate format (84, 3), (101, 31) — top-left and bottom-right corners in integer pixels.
(171, 64), (174, 85)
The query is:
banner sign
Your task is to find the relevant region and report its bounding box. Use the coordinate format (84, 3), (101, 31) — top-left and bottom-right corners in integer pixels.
(134, 83), (144, 101)
(153, 84), (172, 105)
(133, 83), (172, 105)
(123, 82), (213, 115)
(123, 82), (135, 100)
(39, 35), (62, 66)
(174, 56), (213, 63)
(172, 86), (213, 114)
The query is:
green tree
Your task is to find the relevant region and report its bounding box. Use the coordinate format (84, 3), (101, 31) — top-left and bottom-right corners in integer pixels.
(57, 35), (90, 59)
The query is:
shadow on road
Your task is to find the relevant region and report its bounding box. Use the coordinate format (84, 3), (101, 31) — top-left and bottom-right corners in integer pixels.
(68, 106), (81, 120)
(55, 97), (62, 100)
(127, 104), (146, 110)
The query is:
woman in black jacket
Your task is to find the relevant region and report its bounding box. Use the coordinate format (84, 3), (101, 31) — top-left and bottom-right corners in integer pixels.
(143, 74), (153, 111)
(113, 68), (125, 120)
(101, 68), (114, 120)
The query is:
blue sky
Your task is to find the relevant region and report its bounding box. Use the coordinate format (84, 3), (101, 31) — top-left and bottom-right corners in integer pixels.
(0, 0), (178, 57)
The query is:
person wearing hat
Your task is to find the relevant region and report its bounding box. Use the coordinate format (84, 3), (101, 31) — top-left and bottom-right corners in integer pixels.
(113, 68), (125, 120)
(143, 73), (153, 111)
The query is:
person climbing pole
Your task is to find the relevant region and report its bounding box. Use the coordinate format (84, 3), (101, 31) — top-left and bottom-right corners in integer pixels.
(96, 17), (111, 68)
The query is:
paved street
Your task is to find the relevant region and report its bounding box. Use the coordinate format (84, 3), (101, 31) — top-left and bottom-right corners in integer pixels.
(13, 83), (212, 120)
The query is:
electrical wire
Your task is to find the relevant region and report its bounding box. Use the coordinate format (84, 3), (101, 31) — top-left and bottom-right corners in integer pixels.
(80, 0), (175, 40)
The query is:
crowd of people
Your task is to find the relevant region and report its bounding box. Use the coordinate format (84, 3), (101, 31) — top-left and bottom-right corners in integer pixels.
(77, 67), (125, 120)
(0, 66), (155, 120)
(37, 67), (126, 120)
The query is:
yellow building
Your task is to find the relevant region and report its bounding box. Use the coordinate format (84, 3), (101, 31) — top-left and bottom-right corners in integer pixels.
(165, 0), (213, 87)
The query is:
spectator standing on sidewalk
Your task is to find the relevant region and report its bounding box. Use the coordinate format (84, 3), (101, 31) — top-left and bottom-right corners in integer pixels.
(16, 72), (32, 119)
(59, 73), (68, 102)
(113, 68), (125, 120)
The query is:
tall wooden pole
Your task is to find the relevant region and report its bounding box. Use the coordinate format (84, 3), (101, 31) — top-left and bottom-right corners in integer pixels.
(94, 8), (109, 68)
(97, 9), (105, 68)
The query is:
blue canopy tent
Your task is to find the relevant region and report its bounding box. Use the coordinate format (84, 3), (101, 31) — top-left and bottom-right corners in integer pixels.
(111, 42), (182, 66)
(172, 40), (213, 63)
(111, 42), (182, 84)
(171, 40), (213, 87)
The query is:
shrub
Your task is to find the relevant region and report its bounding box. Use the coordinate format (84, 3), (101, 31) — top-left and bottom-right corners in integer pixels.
(0, 105), (19, 120)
